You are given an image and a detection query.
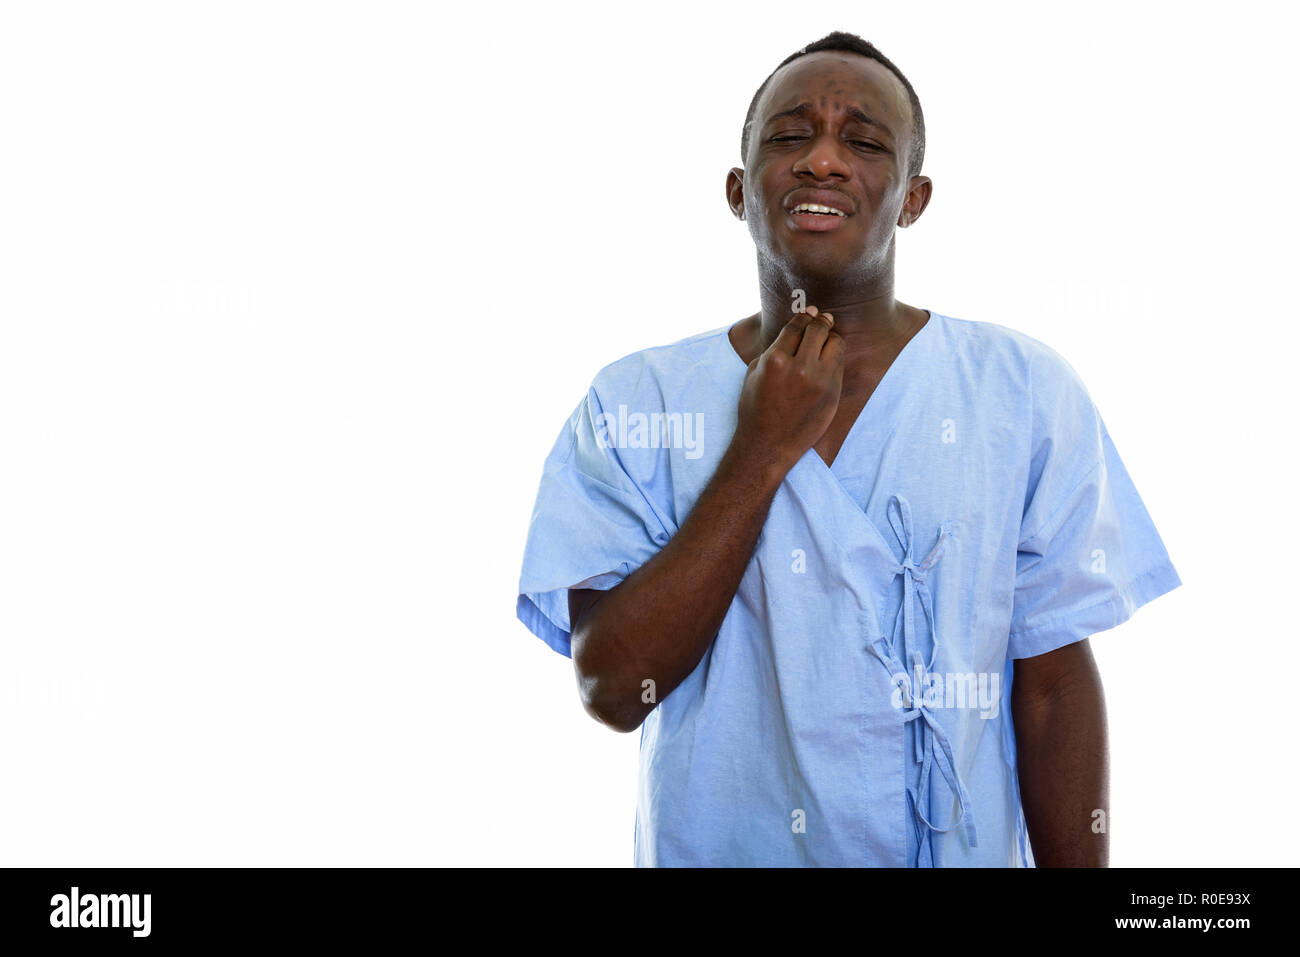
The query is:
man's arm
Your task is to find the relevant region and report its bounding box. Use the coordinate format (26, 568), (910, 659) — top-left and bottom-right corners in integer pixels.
(568, 310), (844, 733)
(1011, 638), (1109, 866)
(568, 444), (783, 732)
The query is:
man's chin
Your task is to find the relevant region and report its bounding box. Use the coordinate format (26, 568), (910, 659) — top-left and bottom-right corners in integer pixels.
(782, 252), (863, 283)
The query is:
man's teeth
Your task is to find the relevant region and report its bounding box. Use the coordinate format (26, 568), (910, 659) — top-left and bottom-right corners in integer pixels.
(790, 203), (846, 217)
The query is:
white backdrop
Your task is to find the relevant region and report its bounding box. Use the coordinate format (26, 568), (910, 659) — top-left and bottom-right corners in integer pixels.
(1, 0), (1294, 866)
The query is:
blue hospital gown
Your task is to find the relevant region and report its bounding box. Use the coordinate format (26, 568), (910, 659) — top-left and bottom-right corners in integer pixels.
(515, 309), (1181, 867)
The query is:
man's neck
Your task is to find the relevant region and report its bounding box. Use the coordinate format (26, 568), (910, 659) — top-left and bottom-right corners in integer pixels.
(751, 283), (923, 364)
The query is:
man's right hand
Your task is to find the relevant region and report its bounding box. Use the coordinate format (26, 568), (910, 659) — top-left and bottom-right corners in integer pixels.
(733, 307), (845, 475)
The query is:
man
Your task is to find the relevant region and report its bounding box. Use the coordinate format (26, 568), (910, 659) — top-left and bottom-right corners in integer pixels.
(515, 31), (1180, 867)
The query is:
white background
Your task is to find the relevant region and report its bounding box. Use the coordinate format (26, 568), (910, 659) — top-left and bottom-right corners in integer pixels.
(1, 0), (1294, 866)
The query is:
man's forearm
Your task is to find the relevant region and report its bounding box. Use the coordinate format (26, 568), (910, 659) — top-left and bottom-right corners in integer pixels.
(1012, 653), (1110, 866)
(569, 439), (789, 732)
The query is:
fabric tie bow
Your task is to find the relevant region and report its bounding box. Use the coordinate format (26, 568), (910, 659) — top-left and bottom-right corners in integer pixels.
(867, 494), (978, 867)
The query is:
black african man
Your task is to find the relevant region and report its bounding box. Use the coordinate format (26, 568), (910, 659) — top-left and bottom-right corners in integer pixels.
(516, 31), (1180, 867)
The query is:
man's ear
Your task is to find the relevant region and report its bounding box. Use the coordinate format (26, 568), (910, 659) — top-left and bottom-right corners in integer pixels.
(726, 167), (746, 220)
(898, 175), (933, 228)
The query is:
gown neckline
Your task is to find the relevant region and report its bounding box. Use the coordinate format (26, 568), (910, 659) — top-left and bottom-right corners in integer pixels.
(720, 308), (939, 473)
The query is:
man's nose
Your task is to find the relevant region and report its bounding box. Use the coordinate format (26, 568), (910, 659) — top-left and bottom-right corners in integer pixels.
(796, 136), (852, 179)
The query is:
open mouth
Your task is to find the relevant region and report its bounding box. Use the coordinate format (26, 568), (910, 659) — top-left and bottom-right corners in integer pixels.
(786, 201), (850, 232)
(788, 202), (847, 218)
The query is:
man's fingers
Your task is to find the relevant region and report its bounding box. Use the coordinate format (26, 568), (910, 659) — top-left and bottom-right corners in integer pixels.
(771, 311), (816, 355)
(771, 308), (834, 356)
(821, 327), (846, 363)
(796, 314), (832, 357)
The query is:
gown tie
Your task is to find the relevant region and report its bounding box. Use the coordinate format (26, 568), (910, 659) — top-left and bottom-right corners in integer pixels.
(867, 494), (978, 867)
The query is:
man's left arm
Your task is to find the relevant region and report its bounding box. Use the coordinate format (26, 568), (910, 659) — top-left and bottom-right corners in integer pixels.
(1011, 638), (1109, 867)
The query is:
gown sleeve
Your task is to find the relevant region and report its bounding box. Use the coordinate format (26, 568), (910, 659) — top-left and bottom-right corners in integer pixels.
(1007, 350), (1182, 660)
(515, 380), (674, 658)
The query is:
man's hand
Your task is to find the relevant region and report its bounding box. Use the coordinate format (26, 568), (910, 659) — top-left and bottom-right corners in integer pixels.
(733, 307), (845, 477)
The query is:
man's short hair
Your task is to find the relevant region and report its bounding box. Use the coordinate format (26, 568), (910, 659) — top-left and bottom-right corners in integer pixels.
(741, 30), (926, 179)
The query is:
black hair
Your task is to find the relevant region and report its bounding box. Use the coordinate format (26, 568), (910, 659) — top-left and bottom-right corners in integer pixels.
(741, 31), (925, 179)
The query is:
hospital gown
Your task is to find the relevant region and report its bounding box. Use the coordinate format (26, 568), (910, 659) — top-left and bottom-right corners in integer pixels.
(515, 309), (1181, 867)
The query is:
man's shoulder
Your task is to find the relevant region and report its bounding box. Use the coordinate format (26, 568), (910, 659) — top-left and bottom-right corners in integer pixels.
(586, 324), (733, 395)
(941, 312), (1073, 366)
(939, 311), (1090, 398)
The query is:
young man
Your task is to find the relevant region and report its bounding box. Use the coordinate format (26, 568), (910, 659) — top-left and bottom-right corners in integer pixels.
(515, 31), (1180, 867)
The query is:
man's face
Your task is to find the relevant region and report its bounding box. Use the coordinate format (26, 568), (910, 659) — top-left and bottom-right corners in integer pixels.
(730, 51), (927, 282)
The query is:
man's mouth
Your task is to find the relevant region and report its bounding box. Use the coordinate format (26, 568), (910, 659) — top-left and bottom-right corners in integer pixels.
(786, 202), (851, 232)
(782, 189), (854, 232)
(788, 202), (847, 218)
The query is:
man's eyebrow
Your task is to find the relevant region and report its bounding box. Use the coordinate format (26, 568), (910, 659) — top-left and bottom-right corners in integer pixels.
(764, 101), (895, 139)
